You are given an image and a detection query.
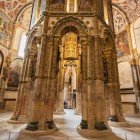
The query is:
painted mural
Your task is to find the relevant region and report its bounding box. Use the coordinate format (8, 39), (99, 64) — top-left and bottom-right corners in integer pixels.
(113, 6), (128, 33)
(0, 0), (140, 23)
(17, 6), (32, 30)
(0, 11), (13, 48)
(7, 58), (23, 90)
(116, 30), (130, 58)
(112, 0), (140, 23)
(0, 0), (27, 20)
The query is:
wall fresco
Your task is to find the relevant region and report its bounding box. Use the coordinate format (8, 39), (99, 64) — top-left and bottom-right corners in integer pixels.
(113, 0), (140, 23)
(7, 58), (23, 90)
(0, 11), (13, 49)
(0, 0), (27, 20)
(116, 30), (130, 58)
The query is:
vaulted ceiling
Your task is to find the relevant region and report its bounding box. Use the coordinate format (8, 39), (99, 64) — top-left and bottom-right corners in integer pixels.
(112, 0), (140, 23)
(0, 0), (31, 20)
(0, 0), (140, 23)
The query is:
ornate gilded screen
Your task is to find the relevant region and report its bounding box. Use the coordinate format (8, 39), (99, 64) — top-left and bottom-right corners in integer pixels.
(63, 33), (78, 60)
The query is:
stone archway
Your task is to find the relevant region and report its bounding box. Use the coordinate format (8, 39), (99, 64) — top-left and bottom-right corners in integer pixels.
(51, 16), (89, 120)
(20, 16), (90, 132)
(52, 16), (88, 37)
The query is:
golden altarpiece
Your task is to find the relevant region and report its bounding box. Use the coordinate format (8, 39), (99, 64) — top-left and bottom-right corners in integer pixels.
(8, 0), (128, 138)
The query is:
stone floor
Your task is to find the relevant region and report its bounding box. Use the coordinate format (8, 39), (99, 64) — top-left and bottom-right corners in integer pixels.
(0, 110), (140, 140)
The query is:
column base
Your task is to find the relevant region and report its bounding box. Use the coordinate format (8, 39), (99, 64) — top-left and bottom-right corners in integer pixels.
(7, 115), (27, 124)
(108, 121), (129, 127)
(7, 120), (27, 124)
(74, 109), (81, 115)
(21, 127), (58, 137)
(109, 116), (118, 122)
(9, 114), (18, 121)
(77, 126), (120, 139)
(54, 109), (66, 115)
(18, 115), (28, 123)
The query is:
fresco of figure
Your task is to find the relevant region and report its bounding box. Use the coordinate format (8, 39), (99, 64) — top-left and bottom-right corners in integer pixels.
(116, 30), (130, 58)
(51, 0), (65, 4)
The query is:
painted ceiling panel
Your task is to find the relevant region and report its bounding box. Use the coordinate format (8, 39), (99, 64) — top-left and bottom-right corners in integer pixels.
(112, 0), (140, 22)
(0, 0), (30, 20)
(0, 0), (140, 23)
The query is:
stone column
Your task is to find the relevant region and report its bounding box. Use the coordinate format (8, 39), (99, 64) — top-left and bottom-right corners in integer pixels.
(88, 34), (107, 130)
(86, 36), (96, 130)
(26, 12), (50, 131)
(55, 64), (65, 114)
(106, 51), (118, 122)
(131, 59), (140, 113)
(107, 47), (128, 128)
(9, 48), (30, 122)
(91, 2), (108, 129)
(45, 36), (59, 129)
(136, 64), (140, 84)
(80, 37), (88, 129)
(54, 44), (65, 114)
(74, 64), (81, 115)
(18, 47), (37, 123)
(112, 46), (125, 122)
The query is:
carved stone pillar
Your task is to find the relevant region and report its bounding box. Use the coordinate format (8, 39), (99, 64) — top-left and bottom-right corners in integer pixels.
(9, 48), (30, 123)
(54, 44), (65, 114)
(26, 12), (51, 131)
(18, 47), (37, 123)
(55, 64), (65, 114)
(80, 37), (88, 129)
(91, 11), (108, 130)
(106, 51), (118, 122)
(74, 64), (81, 115)
(131, 59), (140, 113)
(86, 36), (96, 130)
(45, 37), (59, 129)
(89, 34), (107, 130)
(108, 45), (127, 127)
(113, 50), (125, 122)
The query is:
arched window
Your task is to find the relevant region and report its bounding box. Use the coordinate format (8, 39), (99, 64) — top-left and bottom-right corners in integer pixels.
(18, 32), (27, 58)
(12, 5), (32, 58)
